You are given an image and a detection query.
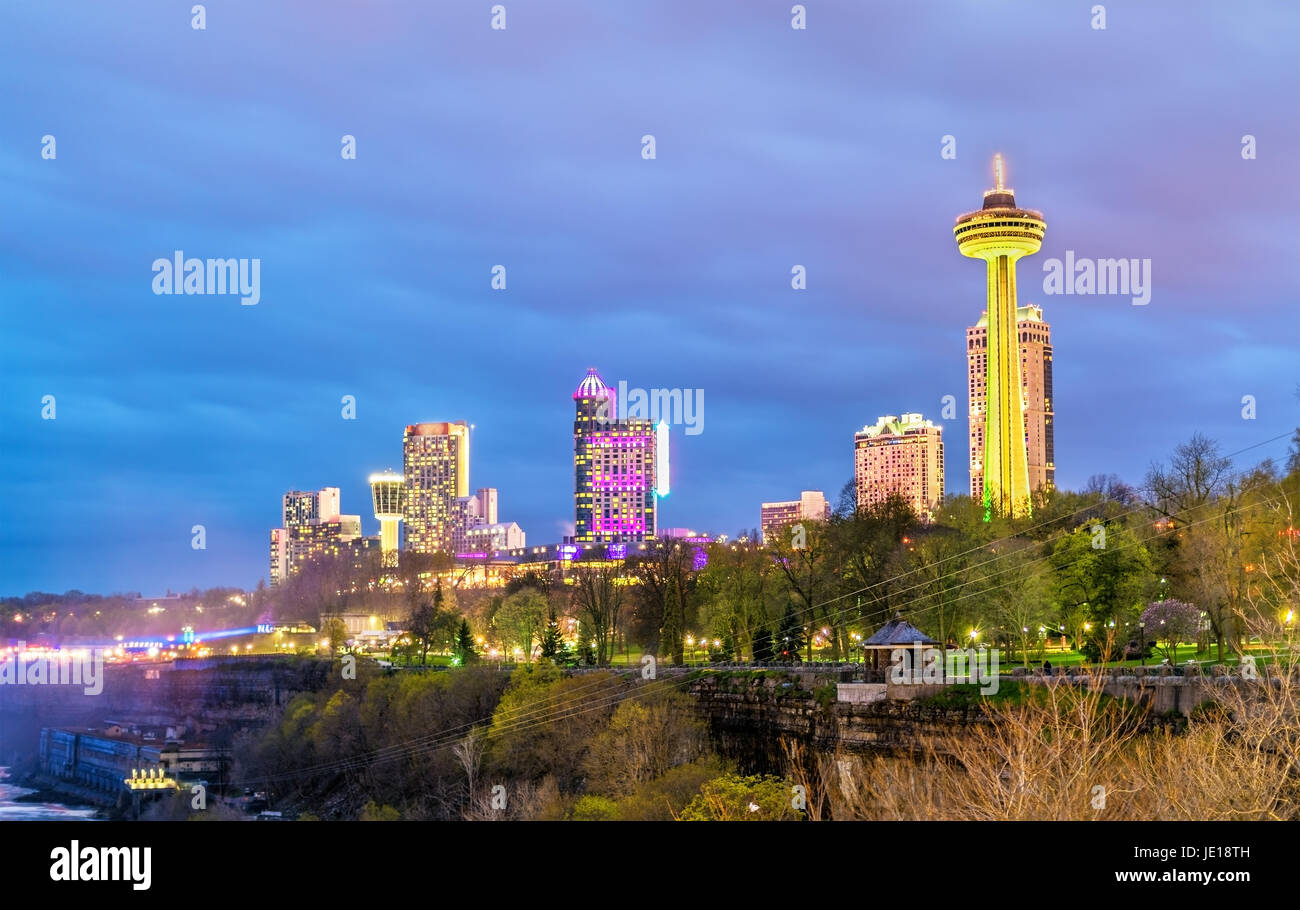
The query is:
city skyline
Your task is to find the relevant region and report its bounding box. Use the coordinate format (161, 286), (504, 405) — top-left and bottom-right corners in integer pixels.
(3, 2), (1297, 593)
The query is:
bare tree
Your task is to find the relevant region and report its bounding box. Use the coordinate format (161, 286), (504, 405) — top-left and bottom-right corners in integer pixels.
(571, 563), (626, 666)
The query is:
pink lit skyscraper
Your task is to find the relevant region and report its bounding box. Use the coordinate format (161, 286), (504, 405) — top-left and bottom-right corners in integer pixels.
(573, 368), (657, 543)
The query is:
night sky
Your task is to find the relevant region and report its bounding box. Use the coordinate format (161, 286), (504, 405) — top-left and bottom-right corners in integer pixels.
(2, 2), (1297, 594)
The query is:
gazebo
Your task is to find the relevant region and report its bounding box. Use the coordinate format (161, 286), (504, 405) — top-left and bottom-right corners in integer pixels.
(863, 614), (938, 676)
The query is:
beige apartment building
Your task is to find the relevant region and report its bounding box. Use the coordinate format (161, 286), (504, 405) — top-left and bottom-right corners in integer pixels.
(966, 304), (1054, 498)
(854, 414), (945, 519)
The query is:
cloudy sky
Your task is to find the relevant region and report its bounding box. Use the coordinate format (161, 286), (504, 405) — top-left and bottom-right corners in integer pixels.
(1, 1), (1297, 595)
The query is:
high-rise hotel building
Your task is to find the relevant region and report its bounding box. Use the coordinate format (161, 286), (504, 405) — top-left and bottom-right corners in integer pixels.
(966, 304), (1054, 498)
(573, 368), (657, 543)
(270, 487), (363, 585)
(854, 414), (944, 519)
(760, 491), (830, 543)
(403, 421), (470, 554)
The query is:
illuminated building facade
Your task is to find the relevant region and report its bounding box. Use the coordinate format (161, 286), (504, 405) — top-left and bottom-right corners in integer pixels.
(854, 414), (944, 519)
(283, 487), (339, 527)
(269, 528), (288, 587)
(272, 487), (346, 585)
(967, 304), (1054, 498)
(369, 471), (406, 568)
(450, 495), (483, 555)
(573, 368), (657, 543)
(403, 421), (470, 554)
(954, 154), (1045, 518)
(760, 491), (830, 543)
(465, 521), (526, 553)
(285, 514), (362, 576)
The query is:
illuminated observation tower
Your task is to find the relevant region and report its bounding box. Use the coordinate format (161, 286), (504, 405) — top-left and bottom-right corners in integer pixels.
(955, 155), (1045, 519)
(369, 471), (406, 567)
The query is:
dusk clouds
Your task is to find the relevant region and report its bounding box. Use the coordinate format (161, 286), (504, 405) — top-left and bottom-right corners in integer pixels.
(1, 1), (1296, 593)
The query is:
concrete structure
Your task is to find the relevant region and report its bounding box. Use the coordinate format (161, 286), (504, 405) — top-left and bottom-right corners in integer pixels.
(573, 368), (657, 543)
(449, 495), (483, 554)
(954, 154), (1045, 518)
(403, 421), (470, 554)
(968, 304), (1054, 498)
(854, 414), (944, 519)
(475, 488), (498, 525)
(465, 521), (526, 553)
(760, 491), (831, 543)
(369, 471), (405, 568)
(40, 723), (228, 795)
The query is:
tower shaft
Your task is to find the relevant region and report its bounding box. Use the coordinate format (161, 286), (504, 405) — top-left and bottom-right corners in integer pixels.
(982, 253), (1031, 517)
(379, 519), (400, 567)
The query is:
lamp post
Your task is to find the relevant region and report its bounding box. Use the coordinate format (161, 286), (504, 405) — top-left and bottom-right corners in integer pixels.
(1138, 621), (1145, 666)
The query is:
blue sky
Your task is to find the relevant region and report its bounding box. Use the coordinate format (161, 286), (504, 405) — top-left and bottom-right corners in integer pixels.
(1, 1), (1297, 594)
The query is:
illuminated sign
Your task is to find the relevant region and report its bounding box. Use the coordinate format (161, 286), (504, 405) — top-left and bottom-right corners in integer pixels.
(654, 421), (669, 497)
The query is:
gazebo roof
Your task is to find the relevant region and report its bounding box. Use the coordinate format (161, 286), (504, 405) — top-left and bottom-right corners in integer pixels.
(864, 617), (937, 647)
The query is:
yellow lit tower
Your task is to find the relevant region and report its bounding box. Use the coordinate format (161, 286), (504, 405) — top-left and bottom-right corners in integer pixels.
(369, 470), (406, 567)
(954, 154), (1045, 519)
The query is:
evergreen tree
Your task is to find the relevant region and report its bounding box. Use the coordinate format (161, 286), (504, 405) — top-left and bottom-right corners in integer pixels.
(777, 603), (805, 662)
(539, 606), (565, 660)
(708, 633), (735, 662)
(454, 618), (477, 665)
(752, 624), (775, 663)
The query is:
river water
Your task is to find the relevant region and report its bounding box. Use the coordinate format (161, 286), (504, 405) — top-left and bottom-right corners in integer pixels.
(0, 767), (98, 821)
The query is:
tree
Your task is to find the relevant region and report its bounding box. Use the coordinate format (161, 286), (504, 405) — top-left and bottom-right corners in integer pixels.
(1048, 521), (1153, 660)
(360, 801), (401, 821)
(406, 601), (436, 666)
(495, 588), (548, 662)
(581, 690), (705, 798)
(905, 522), (987, 659)
(752, 623), (775, 663)
(571, 563), (626, 666)
(776, 603), (805, 661)
(538, 606), (567, 661)
(1145, 432), (1233, 517)
(678, 774), (802, 821)
(985, 540), (1051, 665)
(769, 519), (834, 660)
(630, 540), (695, 663)
(825, 493), (918, 654)
(695, 539), (771, 661)
(454, 619), (477, 666)
(324, 617), (348, 656)
(1140, 599), (1200, 664)
(1147, 435), (1274, 660)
